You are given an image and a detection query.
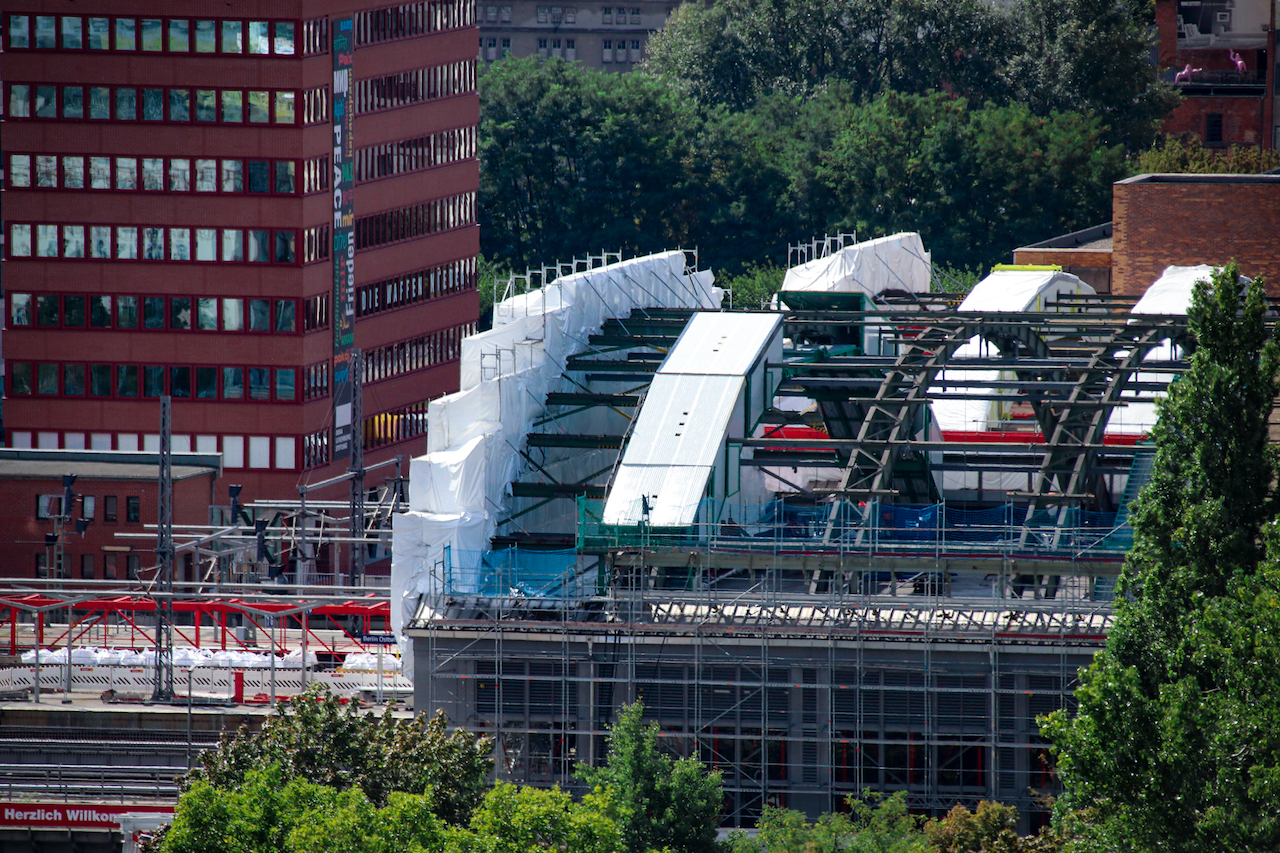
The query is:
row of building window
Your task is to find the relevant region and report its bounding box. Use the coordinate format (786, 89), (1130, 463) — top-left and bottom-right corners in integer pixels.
(8, 154), (298, 195)
(364, 401), (430, 453)
(9, 224), (300, 265)
(306, 294), (332, 333)
(304, 362), (331, 402)
(602, 40), (642, 62)
(354, 192), (477, 251)
(354, 127), (477, 182)
(36, 494), (139, 525)
(601, 7), (643, 24)
(5, 15), (298, 55)
(356, 257), (478, 318)
(9, 363), (299, 402)
(352, 61), (476, 115)
(355, 0), (475, 46)
(364, 323), (474, 385)
(7, 84), (300, 125)
(37, 551), (142, 582)
(8, 431), (305, 471)
(10, 294), (299, 334)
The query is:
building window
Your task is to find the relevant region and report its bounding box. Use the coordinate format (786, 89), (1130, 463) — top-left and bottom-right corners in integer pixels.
(104, 554), (118, 580)
(501, 6), (513, 22)
(603, 39), (613, 62)
(565, 7), (576, 22)
(537, 6), (549, 22)
(126, 496), (141, 523)
(127, 554), (140, 580)
(81, 554), (95, 579)
(104, 495), (118, 523)
(603, 7), (612, 23)
(631, 7), (641, 23)
(1206, 113), (1224, 144)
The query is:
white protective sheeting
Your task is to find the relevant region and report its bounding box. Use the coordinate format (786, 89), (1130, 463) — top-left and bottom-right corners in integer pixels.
(392, 252), (722, 660)
(1111, 265), (1218, 436)
(779, 232), (931, 298)
(603, 312), (783, 527)
(931, 270), (1095, 435)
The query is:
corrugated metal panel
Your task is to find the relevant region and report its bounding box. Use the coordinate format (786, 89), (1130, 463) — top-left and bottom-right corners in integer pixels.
(602, 464), (712, 527)
(659, 312), (781, 376)
(624, 374), (741, 467)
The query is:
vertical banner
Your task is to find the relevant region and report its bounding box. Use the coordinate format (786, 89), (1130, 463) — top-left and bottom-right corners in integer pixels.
(331, 17), (356, 461)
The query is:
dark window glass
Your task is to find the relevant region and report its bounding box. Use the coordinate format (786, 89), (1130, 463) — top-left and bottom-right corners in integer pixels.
(64, 364), (86, 395)
(170, 366), (191, 398)
(197, 298), (218, 330)
(63, 86), (84, 119)
(221, 90), (243, 123)
(249, 367), (270, 399)
(168, 19), (189, 52)
(275, 161), (296, 194)
(90, 365), (112, 396)
(1207, 113), (1224, 144)
(34, 15), (54, 48)
(115, 18), (136, 50)
(90, 295), (112, 327)
(9, 15), (30, 49)
(140, 18), (162, 51)
(117, 296), (139, 328)
(37, 294), (59, 326)
(221, 20), (242, 53)
(222, 367), (244, 399)
(104, 495), (118, 522)
(143, 296), (165, 329)
(275, 231), (297, 264)
(11, 363), (32, 395)
(274, 300), (296, 332)
(126, 496), (140, 523)
(142, 88), (163, 120)
(196, 367), (217, 398)
(117, 365), (139, 396)
(195, 89), (216, 122)
(276, 368), (296, 400)
(170, 297), (192, 329)
(195, 20), (216, 53)
(11, 294), (32, 326)
(143, 365), (165, 397)
(35, 85), (56, 117)
(115, 88), (137, 120)
(274, 22), (295, 55)
(87, 17), (109, 50)
(169, 89), (190, 121)
(247, 90), (269, 123)
(248, 299), (270, 331)
(63, 295), (86, 326)
(61, 16), (83, 49)
(248, 231), (270, 263)
(248, 160), (270, 193)
(81, 554), (95, 579)
(37, 363), (58, 394)
(88, 86), (110, 119)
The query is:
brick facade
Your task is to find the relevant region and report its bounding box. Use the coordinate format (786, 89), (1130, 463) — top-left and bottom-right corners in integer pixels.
(1112, 174), (1280, 295)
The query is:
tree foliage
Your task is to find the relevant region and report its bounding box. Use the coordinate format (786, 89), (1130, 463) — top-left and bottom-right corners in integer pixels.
(186, 685), (493, 824)
(729, 791), (932, 853)
(577, 702), (723, 853)
(160, 766), (446, 853)
(643, 0), (1173, 149)
(1042, 263), (1280, 851)
(1135, 135), (1280, 175)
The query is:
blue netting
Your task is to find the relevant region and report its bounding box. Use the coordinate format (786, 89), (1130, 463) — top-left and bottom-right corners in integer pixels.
(446, 547), (578, 598)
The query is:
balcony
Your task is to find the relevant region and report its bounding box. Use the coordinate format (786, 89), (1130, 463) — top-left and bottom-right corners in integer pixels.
(1165, 67), (1267, 96)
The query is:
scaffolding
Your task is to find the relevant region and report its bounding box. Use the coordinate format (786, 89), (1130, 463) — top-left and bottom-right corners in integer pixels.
(404, 282), (1228, 831)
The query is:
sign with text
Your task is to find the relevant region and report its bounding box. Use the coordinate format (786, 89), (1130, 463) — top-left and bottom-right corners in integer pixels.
(0, 803), (174, 830)
(361, 633), (398, 645)
(332, 15), (356, 460)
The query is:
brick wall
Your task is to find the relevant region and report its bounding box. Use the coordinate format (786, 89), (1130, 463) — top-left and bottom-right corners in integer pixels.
(1112, 175), (1280, 295)
(1163, 97), (1265, 147)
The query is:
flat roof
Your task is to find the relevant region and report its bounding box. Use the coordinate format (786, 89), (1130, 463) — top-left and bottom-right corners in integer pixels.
(1119, 173), (1280, 185)
(0, 449), (220, 482)
(1016, 222), (1113, 252)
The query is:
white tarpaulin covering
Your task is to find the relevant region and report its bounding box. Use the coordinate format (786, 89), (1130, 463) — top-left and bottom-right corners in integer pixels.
(392, 252), (722, 662)
(602, 312), (782, 527)
(932, 269), (1094, 496)
(779, 233), (931, 299)
(1110, 265), (1219, 436)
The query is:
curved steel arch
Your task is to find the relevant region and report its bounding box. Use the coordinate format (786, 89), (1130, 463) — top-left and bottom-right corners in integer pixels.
(813, 316), (1064, 543)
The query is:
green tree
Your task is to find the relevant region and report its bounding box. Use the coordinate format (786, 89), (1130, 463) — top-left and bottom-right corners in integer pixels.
(1135, 135), (1280, 175)
(452, 782), (623, 853)
(187, 684), (492, 823)
(478, 56), (704, 271)
(1042, 263), (1280, 851)
(729, 791), (931, 853)
(159, 765), (446, 853)
(721, 263), (785, 310)
(577, 702), (723, 853)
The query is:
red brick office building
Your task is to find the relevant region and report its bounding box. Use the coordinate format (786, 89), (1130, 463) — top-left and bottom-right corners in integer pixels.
(1, 1), (480, 509)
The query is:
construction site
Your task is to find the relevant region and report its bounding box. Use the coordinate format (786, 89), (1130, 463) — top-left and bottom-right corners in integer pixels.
(394, 236), (1213, 830)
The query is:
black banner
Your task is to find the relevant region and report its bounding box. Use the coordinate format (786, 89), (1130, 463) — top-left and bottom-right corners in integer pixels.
(332, 16), (356, 460)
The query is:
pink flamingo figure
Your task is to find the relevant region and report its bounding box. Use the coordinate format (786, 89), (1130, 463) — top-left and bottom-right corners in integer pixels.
(1174, 63), (1202, 83)
(1229, 49), (1247, 72)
